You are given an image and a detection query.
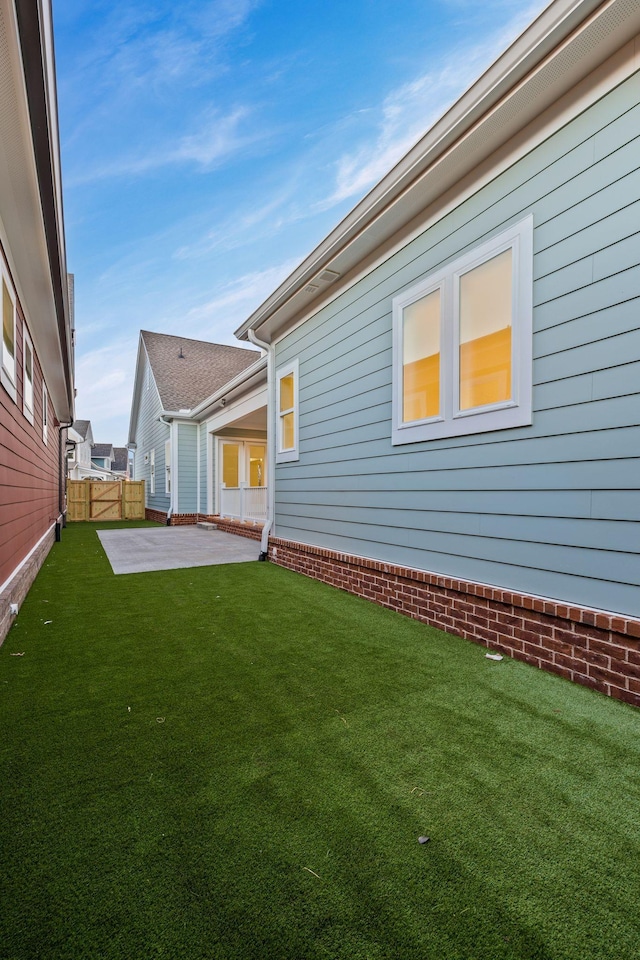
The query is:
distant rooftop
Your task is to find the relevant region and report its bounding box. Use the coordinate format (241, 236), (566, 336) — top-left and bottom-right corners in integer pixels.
(91, 443), (113, 458)
(71, 419), (91, 440)
(112, 447), (129, 472)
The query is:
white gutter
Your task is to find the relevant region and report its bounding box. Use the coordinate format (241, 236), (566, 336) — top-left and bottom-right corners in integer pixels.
(247, 330), (273, 559)
(234, 0), (631, 343)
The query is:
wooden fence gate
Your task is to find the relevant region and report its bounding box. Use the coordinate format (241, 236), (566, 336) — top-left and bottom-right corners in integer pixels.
(66, 480), (145, 521)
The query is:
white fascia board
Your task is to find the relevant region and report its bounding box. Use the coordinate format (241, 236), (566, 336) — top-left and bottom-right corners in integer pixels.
(235, 0), (638, 344)
(203, 382), (267, 433)
(189, 355), (268, 421)
(127, 335), (147, 444)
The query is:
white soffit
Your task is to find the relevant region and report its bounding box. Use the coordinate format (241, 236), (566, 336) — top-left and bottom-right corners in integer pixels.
(235, 0), (640, 343)
(0, 1), (70, 418)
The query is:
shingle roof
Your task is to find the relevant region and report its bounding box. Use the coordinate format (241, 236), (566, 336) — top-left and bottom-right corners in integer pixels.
(72, 419), (90, 439)
(112, 447), (129, 472)
(141, 331), (260, 411)
(91, 443), (113, 458)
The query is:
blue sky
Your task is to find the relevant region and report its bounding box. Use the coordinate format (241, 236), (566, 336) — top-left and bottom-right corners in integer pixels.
(54, 0), (548, 445)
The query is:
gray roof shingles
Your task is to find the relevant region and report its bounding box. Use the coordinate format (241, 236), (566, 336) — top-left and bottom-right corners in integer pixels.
(72, 419), (90, 439)
(112, 448), (129, 472)
(91, 444), (113, 458)
(141, 331), (259, 411)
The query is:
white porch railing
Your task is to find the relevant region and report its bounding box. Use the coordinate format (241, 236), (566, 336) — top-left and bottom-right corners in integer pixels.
(220, 484), (267, 523)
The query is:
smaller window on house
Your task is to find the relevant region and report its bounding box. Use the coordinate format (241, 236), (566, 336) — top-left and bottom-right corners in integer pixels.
(23, 328), (34, 423)
(392, 216), (533, 445)
(276, 359), (299, 463)
(150, 448), (155, 495)
(165, 439), (171, 495)
(1, 265), (17, 403)
(42, 382), (48, 444)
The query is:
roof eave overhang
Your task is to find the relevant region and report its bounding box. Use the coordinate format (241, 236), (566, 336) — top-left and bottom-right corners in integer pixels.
(235, 0), (637, 344)
(2, 1), (74, 420)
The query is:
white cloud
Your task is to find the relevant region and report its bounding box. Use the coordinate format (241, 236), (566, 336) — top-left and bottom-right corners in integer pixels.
(74, 337), (139, 443)
(173, 188), (295, 261)
(321, 1), (547, 208)
(67, 106), (253, 185)
(180, 259), (302, 338)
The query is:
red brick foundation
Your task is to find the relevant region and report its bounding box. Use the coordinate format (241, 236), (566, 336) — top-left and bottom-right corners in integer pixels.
(203, 515), (263, 542)
(145, 508), (168, 524)
(267, 536), (640, 708)
(169, 513), (198, 526)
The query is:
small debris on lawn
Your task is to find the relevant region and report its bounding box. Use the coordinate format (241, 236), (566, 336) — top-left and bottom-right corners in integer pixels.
(303, 867), (321, 879)
(156, 717), (165, 724)
(44, 620), (53, 625)
(418, 836), (430, 844)
(485, 652), (503, 661)
(127, 706), (131, 712)
(10, 652), (25, 657)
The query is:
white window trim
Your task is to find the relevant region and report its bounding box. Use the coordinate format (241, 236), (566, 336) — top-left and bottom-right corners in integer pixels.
(275, 358), (299, 464)
(22, 327), (34, 424)
(42, 381), (48, 444)
(150, 448), (155, 495)
(392, 216), (533, 445)
(1, 262), (17, 403)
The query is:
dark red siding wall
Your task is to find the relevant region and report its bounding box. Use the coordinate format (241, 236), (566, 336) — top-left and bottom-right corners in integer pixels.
(0, 298), (59, 590)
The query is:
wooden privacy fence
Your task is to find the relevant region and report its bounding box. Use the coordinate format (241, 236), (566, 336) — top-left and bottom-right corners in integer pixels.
(66, 480), (145, 522)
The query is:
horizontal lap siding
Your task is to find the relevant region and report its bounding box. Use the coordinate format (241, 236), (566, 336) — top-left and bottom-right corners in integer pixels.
(0, 309), (58, 587)
(133, 353), (169, 513)
(177, 423), (197, 513)
(274, 71), (640, 617)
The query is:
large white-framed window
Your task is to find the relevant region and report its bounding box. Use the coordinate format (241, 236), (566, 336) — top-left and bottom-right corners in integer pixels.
(42, 382), (48, 444)
(392, 216), (533, 445)
(1, 262), (17, 403)
(23, 327), (34, 423)
(149, 448), (155, 495)
(276, 359), (299, 463)
(164, 439), (171, 495)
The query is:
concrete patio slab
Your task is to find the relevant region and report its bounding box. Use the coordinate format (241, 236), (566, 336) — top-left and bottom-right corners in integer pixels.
(97, 526), (259, 575)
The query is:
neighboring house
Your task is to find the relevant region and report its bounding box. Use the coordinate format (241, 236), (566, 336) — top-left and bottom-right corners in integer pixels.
(67, 425), (130, 480)
(229, 0), (640, 706)
(111, 447), (130, 479)
(128, 331), (262, 524)
(66, 419), (94, 477)
(90, 443), (115, 473)
(0, 0), (75, 642)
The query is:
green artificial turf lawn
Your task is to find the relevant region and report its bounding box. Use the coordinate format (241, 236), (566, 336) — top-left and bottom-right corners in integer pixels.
(1, 523), (639, 960)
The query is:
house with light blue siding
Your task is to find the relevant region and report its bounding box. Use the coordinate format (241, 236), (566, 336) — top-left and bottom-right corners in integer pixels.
(232, 0), (640, 706)
(128, 330), (263, 525)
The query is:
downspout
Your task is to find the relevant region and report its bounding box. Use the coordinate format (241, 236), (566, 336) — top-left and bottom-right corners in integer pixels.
(158, 415), (173, 523)
(58, 420), (74, 539)
(247, 328), (274, 561)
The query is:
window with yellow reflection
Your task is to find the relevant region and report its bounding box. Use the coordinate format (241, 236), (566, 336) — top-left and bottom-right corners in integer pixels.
(1, 269), (17, 402)
(392, 216), (533, 445)
(276, 360), (299, 462)
(402, 287), (441, 423)
(248, 445), (266, 486)
(459, 248), (512, 411)
(222, 443), (239, 487)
